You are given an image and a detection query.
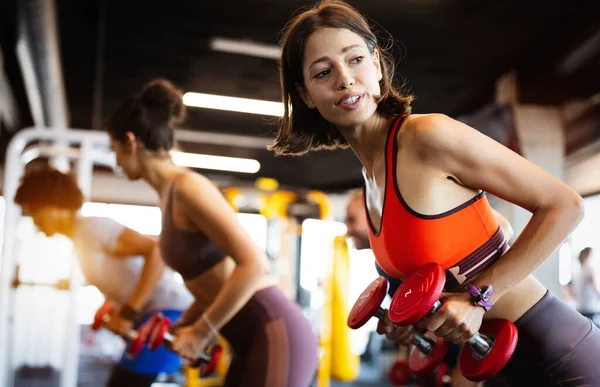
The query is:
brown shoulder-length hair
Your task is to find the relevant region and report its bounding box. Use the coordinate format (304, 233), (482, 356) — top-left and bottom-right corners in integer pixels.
(269, 0), (413, 156)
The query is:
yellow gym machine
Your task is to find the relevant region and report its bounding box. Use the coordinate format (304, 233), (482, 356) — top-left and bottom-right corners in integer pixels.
(258, 179), (359, 386)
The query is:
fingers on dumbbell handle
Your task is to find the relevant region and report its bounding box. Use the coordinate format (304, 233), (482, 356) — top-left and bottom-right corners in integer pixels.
(412, 333), (434, 354)
(466, 332), (492, 357)
(374, 307), (386, 320)
(162, 331), (175, 345)
(125, 331), (139, 341)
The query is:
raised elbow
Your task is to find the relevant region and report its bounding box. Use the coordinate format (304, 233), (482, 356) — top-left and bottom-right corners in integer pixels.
(562, 189), (585, 224)
(572, 192), (585, 222)
(256, 255), (270, 277)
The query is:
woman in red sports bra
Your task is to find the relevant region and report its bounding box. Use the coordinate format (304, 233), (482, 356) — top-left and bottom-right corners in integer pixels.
(269, 1), (600, 386)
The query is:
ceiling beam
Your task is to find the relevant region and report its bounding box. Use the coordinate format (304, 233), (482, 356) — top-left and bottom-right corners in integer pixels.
(0, 51), (20, 130)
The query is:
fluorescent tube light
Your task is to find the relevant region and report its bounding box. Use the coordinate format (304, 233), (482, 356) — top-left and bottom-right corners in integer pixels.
(209, 37), (281, 60)
(183, 92), (284, 117)
(171, 151), (260, 174)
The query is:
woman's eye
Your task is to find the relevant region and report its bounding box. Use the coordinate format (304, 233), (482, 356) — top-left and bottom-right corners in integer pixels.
(314, 70), (330, 79)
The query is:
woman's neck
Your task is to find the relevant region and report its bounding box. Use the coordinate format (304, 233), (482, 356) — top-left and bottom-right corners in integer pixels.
(341, 114), (394, 178)
(140, 155), (187, 197)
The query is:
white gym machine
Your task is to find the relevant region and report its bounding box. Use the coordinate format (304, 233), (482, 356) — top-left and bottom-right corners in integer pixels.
(0, 127), (115, 387)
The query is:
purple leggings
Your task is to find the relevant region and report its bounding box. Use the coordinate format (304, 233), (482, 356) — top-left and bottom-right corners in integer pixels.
(220, 286), (318, 387)
(486, 290), (600, 386)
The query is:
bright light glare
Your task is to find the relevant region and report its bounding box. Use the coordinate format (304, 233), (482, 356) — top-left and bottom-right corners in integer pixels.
(171, 151), (260, 174)
(183, 92), (284, 117)
(81, 203), (162, 235)
(210, 37), (281, 60)
(559, 243), (572, 286)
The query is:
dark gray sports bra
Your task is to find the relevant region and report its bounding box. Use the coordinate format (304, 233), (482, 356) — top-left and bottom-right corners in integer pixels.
(159, 179), (226, 281)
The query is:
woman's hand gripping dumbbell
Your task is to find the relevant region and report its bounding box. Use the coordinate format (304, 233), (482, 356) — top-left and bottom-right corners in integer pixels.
(347, 276), (450, 377)
(145, 313), (223, 377)
(91, 301), (148, 357)
(388, 262), (518, 382)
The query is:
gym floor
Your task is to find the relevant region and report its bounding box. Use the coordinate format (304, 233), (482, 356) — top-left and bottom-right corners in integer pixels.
(12, 326), (399, 387)
(330, 362), (393, 387)
(13, 359), (396, 387)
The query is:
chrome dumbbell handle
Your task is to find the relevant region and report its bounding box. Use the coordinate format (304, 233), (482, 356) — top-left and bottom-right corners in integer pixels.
(375, 307), (437, 354)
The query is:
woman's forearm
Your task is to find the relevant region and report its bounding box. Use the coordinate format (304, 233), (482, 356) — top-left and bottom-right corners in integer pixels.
(472, 200), (583, 303)
(175, 300), (205, 327)
(125, 246), (166, 311)
(192, 257), (267, 332)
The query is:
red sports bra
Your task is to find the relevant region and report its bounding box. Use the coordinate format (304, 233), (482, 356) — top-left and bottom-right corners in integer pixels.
(365, 114), (508, 290)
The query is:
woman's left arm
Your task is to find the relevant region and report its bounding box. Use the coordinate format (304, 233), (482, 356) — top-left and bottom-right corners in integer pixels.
(175, 174), (269, 333)
(421, 114), (584, 304)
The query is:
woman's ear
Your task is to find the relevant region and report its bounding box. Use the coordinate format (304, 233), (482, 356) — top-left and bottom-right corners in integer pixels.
(373, 48), (383, 81)
(124, 131), (138, 153)
(295, 83), (316, 109)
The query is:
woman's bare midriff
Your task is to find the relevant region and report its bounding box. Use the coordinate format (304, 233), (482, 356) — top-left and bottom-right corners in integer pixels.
(183, 256), (276, 312)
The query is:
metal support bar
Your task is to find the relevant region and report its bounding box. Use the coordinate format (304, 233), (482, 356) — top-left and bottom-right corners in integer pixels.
(0, 52), (20, 131)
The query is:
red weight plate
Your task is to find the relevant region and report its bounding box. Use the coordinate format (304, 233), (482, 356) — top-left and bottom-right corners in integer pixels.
(459, 319), (518, 382)
(92, 301), (114, 331)
(389, 263), (445, 326)
(126, 319), (154, 358)
(409, 333), (449, 374)
(436, 362), (449, 387)
(201, 344), (223, 377)
(148, 316), (171, 351)
(145, 313), (164, 334)
(388, 360), (412, 386)
(347, 276), (388, 329)
(127, 333), (146, 357)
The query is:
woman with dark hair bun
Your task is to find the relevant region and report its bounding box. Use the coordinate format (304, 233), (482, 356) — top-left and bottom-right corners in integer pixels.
(106, 78), (318, 386)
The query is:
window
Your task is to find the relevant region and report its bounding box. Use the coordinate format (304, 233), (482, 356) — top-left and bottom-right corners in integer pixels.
(571, 195), (600, 280)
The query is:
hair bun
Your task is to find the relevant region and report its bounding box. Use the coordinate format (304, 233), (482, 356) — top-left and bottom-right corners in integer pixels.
(140, 78), (186, 126)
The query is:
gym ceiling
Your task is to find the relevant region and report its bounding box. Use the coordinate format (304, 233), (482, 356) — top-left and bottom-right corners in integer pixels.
(1, 0), (599, 192)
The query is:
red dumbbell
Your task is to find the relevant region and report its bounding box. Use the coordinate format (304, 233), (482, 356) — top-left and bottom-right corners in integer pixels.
(435, 363), (450, 387)
(388, 262), (518, 382)
(146, 313), (223, 377)
(92, 301), (147, 357)
(347, 276), (449, 379)
(415, 361), (450, 387)
(388, 360), (411, 386)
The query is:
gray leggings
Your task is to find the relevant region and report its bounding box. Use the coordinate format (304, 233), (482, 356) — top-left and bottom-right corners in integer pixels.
(486, 291), (600, 387)
(220, 286), (318, 387)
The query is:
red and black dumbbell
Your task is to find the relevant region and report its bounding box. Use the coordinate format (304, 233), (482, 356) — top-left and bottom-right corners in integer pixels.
(347, 276), (449, 382)
(388, 359), (412, 386)
(388, 262), (518, 382)
(435, 362), (450, 387)
(146, 313), (223, 377)
(415, 361), (450, 387)
(92, 301), (147, 357)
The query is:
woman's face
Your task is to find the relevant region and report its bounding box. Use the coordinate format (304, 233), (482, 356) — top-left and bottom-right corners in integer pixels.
(110, 134), (142, 181)
(29, 206), (72, 237)
(299, 28), (383, 130)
